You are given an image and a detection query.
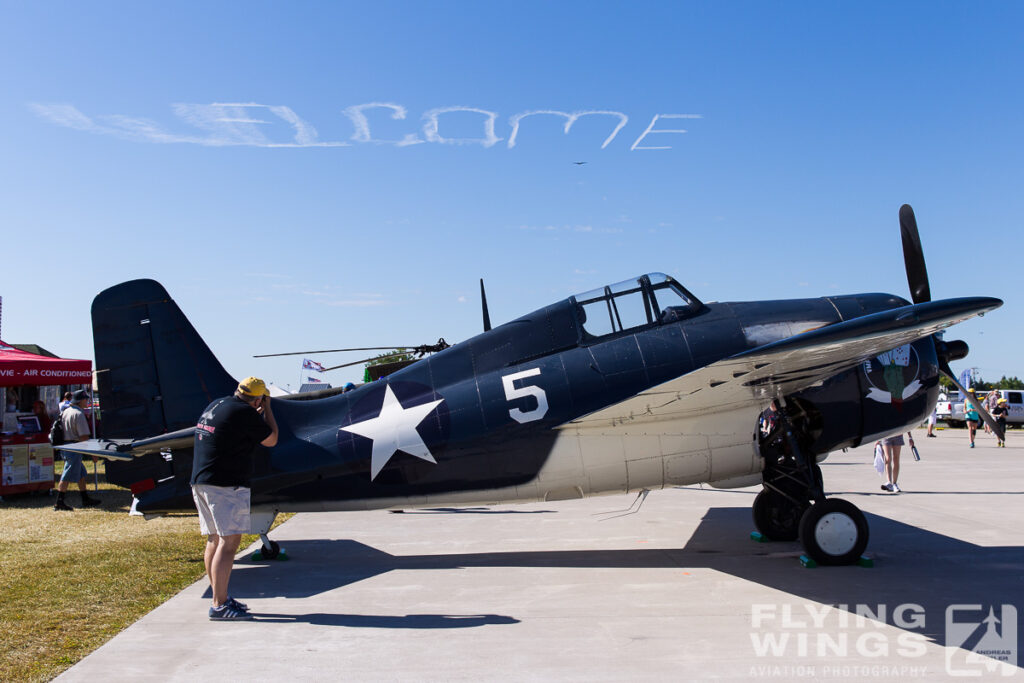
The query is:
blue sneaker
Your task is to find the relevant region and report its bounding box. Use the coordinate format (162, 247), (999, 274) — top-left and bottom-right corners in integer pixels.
(209, 603), (253, 621)
(225, 597), (249, 612)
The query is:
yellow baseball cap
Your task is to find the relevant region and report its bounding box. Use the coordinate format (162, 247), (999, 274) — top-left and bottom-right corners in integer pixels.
(237, 376), (269, 397)
(998, 398), (1008, 404)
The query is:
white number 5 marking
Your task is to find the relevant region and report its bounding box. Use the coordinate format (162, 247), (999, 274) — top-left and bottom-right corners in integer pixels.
(502, 368), (548, 424)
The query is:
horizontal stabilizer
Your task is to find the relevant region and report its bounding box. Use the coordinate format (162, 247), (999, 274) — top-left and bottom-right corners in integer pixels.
(55, 427), (196, 461)
(55, 440), (135, 461)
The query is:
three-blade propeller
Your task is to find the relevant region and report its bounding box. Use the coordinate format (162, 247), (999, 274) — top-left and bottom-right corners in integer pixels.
(899, 204), (1003, 441)
(899, 204), (932, 305)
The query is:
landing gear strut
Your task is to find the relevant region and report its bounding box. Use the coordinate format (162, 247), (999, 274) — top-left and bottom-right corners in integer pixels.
(753, 397), (869, 565)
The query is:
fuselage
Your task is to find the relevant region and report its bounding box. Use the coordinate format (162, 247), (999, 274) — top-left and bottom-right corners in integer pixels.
(123, 273), (941, 514)
(134, 274), (938, 514)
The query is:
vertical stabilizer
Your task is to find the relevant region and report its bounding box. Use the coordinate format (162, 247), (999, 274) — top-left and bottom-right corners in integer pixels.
(92, 280), (236, 438)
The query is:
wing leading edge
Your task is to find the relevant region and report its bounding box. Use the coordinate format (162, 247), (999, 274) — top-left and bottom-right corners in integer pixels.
(569, 296), (1002, 427)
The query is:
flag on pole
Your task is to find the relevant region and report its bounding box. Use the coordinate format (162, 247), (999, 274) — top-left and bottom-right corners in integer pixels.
(302, 358), (325, 372)
(306, 376), (323, 384)
(959, 368), (972, 390)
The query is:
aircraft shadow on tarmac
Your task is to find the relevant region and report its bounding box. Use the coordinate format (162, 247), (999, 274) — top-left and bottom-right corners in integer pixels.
(390, 507), (557, 514)
(222, 507), (1023, 661)
(245, 613), (520, 628)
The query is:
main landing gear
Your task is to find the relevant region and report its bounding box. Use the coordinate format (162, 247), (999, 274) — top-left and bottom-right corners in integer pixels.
(753, 399), (869, 565)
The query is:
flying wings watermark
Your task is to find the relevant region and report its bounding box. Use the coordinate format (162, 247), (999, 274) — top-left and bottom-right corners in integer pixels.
(749, 601), (1018, 678)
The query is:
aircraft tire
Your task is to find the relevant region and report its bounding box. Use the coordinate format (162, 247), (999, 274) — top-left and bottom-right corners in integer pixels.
(261, 540), (281, 560)
(798, 498), (869, 566)
(752, 489), (806, 542)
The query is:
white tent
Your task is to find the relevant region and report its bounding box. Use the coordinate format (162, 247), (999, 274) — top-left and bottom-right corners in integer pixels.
(267, 383), (292, 397)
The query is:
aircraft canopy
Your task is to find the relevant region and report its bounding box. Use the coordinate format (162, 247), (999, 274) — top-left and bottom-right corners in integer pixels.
(571, 273), (702, 338)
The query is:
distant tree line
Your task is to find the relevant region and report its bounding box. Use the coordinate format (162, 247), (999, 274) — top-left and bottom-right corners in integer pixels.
(363, 348), (417, 382)
(365, 348), (415, 367)
(938, 374), (1024, 391)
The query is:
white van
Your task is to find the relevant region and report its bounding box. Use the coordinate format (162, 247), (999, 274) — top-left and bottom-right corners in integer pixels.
(987, 389), (1024, 426)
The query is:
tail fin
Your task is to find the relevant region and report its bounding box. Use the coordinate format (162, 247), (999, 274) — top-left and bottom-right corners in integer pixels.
(92, 279), (236, 439)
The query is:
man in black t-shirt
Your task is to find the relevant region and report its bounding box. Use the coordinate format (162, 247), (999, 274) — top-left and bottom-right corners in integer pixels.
(191, 376), (278, 621)
(993, 398), (1009, 448)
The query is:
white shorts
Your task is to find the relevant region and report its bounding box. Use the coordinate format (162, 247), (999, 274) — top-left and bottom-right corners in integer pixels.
(192, 484), (251, 537)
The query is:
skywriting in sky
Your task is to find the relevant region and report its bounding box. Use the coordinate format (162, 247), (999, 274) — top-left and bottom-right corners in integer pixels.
(29, 102), (701, 151)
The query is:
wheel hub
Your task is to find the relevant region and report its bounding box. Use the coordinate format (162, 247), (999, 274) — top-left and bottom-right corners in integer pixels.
(814, 512), (858, 556)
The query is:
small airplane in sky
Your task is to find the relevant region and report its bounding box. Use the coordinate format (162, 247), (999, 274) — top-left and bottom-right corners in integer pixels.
(60, 205), (1002, 565)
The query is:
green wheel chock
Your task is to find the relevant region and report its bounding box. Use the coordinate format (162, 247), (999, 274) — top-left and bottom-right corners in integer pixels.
(857, 555), (874, 568)
(250, 549), (288, 561)
(799, 554), (818, 568)
(750, 531), (770, 543)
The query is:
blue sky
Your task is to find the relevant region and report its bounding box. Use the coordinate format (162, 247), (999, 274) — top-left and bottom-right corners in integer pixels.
(2, 1), (1021, 389)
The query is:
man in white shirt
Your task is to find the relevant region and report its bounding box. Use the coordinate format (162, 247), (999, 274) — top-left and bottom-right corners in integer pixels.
(54, 390), (101, 511)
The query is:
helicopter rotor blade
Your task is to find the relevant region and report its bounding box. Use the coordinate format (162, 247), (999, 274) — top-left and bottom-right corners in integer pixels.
(322, 350), (417, 372)
(255, 345), (433, 359)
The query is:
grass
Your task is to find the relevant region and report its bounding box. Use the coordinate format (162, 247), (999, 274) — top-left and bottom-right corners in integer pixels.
(0, 461), (290, 682)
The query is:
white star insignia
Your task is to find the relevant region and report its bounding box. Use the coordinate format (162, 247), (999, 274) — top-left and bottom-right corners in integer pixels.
(340, 385), (444, 480)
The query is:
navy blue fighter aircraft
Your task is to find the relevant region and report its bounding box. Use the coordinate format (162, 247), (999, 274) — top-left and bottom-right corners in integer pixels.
(60, 205), (1002, 565)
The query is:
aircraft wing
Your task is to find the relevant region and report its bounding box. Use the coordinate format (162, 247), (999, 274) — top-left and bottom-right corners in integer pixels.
(570, 296), (1001, 426)
(55, 427), (196, 461)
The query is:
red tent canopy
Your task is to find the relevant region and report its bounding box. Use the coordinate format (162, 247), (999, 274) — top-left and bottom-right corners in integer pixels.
(0, 340), (92, 387)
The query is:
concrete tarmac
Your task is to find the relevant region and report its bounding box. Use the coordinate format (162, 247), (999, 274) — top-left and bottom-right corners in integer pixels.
(58, 427), (1023, 682)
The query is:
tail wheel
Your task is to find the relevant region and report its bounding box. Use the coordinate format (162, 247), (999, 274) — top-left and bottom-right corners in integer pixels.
(798, 498), (869, 566)
(752, 489), (806, 541)
(260, 540), (281, 560)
